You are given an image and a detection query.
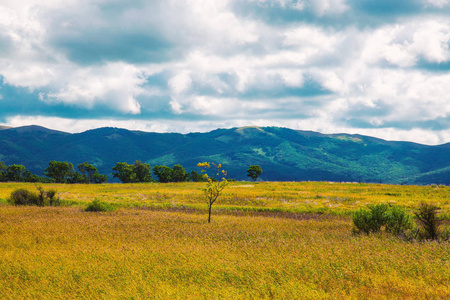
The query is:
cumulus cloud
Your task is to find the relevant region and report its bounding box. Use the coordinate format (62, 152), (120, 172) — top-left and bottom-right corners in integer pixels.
(0, 0), (449, 145)
(44, 62), (146, 114)
(363, 19), (450, 67)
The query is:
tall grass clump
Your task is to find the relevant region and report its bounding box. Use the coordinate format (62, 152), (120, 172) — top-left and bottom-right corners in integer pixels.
(353, 203), (415, 236)
(414, 203), (446, 241)
(85, 199), (115, 212)
(8, 187), (60, 206)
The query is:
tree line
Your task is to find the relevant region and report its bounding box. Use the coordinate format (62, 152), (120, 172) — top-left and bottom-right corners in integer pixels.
(0, 161), (107, 183)
(0, 160), (262, 183)
(111, 161), (206, 183)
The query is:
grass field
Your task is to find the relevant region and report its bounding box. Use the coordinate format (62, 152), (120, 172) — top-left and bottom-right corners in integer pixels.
(1, 181), (449, 217)
(0, 182), (449, 299)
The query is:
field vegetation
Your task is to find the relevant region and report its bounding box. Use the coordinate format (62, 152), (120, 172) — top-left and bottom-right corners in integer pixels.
(0, 181), (449, 299)
(1, 182), (448, 217)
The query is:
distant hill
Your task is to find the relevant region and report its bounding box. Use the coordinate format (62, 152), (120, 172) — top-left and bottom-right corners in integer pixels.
(0, 125), (449, 184)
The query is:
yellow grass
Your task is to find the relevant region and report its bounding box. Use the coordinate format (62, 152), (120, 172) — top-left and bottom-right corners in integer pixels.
(0, 182), (449, 299)
(0, 181), (449, 216)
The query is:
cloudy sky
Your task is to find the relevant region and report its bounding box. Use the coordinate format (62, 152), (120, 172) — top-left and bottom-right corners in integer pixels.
(1, 0), (450, 144)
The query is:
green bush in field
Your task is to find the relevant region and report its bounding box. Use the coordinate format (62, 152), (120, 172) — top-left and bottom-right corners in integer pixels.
(85, 199), (115, 212)
(36, 186), (61, 206)
(353, 204), (415, 236)
(9, 188), (39, 206)
(9, 187), (61, 206)
(385, 205), (415, 235)
(353, 204), (389, 234)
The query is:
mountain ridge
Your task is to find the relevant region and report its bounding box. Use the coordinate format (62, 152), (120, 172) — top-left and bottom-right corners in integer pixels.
(0, 125), (449, 184)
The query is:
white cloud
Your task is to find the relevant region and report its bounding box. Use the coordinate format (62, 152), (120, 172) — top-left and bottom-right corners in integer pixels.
(245, 0), (348, 15)
(362, 19), (450, 67)
(1, 0), (450, 145)
(425, 0), (450, 8)
(245, 0), (306, 10)
(167, 0), (259, 48)
(168, 72), (192, 95)
(45, 62), (146, 114)
(309, 0), (349, 16)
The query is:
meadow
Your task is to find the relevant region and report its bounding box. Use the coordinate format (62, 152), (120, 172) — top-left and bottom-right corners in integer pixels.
(0, 182), (449, 299)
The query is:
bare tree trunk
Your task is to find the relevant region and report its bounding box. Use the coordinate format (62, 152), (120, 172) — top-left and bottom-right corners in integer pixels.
(208, 204), (212, 223)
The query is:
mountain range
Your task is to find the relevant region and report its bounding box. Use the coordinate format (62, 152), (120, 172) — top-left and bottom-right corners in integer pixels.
(0, 125), (449, 184)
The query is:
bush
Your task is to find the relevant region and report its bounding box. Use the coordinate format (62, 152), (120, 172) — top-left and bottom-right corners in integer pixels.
(414, 203), (442, 240)
(8, 187), (60, 206)
(385, 205), (415, 236)
(353, 204), (389, 234)
(85, 199), (115, 212)
(353, 203), (415, 237)
(9, 188), (39, 206)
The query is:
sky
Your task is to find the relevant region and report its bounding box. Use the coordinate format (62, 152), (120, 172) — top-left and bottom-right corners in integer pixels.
(0, 0), (450, 145)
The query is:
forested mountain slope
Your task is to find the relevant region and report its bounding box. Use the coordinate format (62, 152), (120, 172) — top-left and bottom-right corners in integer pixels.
(0, 125), (448, 184)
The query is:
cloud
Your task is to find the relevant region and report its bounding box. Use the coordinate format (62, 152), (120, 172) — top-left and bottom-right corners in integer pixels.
(425, 0), (450, 8)
(44, 62), (146, 114)
(362, 19), (450, 67)
(0, 0), (449, 145)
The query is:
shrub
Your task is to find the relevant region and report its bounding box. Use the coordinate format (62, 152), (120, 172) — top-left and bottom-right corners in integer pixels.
(85, 199), (115, 212)
(353, 209), (376, 234)
(353, 203), (415, 237)
(414, 203), (442, 240)
(353, 204), (389, 234)
(8, 187), (60, 206)
(9, 188), (40, 206)
(385, 205), (415, 236)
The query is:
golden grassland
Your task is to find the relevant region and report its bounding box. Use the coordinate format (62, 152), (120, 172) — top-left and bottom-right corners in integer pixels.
(0, 182), (449, 299)
(0, 181), (449, 216)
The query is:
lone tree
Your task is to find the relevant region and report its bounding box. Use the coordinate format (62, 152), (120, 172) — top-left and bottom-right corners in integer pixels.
(247, 165), (262, 181)
(198, 162), (228, 223)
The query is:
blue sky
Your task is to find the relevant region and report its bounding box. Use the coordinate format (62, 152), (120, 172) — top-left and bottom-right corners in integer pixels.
(0, 0), (450, 144)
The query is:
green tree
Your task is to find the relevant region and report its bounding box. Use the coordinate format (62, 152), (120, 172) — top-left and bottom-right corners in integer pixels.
(67, 172), (87, 184)
(0, 162), (6, 181)
(112, 162), (136, 183)
(197, 162), (228, 223)
(153, 165), (173, 183)
(133, 161), (152, 182)
(44, 161), (75, 183)
(172, 164), (187, 182)
(78, 162), (107, 183)
(22, 170), (41, 183)
(188, 170), (206, 182)
(247, 165), (262, 181)
(90, 173), (108, 184)
(5, 164), (27, 182)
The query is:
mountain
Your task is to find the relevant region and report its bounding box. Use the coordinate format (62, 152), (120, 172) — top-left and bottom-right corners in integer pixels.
(0, 125), (449, 184)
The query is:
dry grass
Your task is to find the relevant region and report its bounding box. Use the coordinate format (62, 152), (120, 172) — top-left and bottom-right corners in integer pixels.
(1, 206), (449, 299)
(0, 182), (449, 299)
(1, 182), (448, 217)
